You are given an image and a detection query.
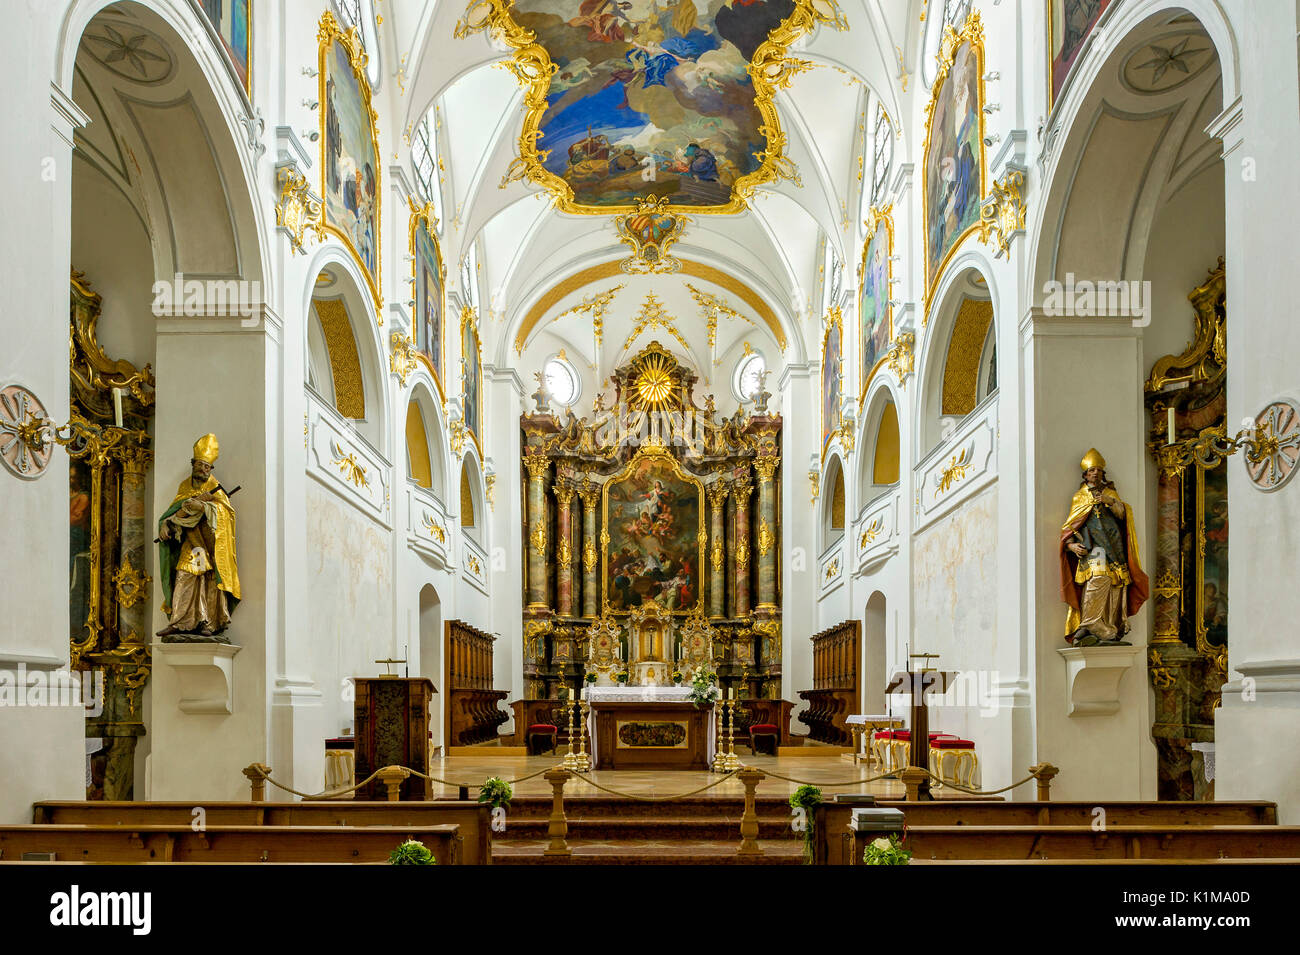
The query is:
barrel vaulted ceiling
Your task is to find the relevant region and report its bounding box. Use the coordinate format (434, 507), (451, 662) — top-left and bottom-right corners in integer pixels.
(380, 0), (919, 380)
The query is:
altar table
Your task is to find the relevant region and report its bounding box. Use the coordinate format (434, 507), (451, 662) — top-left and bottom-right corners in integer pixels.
(585, 687), (716, 771)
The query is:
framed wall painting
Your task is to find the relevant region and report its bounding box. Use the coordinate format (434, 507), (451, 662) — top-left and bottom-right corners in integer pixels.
(460, 306), (482, 457)
(1048, 0), (1114, 109)
(921, 10), (985, 317)
(859, 205), (893, 404)
(821, 306), (843, 462)
(319, 10), (381, 310)
(409, 199), (445, 401)
(193, 0), (251, 98)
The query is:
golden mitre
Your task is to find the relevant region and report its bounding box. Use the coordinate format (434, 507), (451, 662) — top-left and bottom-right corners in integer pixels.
(193, 433), (220, 464)
(1080, 448), (1106, 471)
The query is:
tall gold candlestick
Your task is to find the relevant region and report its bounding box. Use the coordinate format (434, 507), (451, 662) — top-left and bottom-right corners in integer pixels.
(563, 697), (578, 770)
(723, 700), (741, 771)
(575, 699), (591, 772)
(712, 698), (726, 773)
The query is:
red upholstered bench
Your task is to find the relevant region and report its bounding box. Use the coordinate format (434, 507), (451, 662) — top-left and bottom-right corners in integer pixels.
(929, 737), (978, 788)
(526, 723), (558, 756)
(748, 723), (780, 756)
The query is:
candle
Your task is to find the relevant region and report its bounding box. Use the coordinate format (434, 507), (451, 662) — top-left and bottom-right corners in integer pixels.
(578, 685), (584, 701)
(112, 387), (123, 428)
(728, 687), (735, 700)
(1167, 406), (1176, 445)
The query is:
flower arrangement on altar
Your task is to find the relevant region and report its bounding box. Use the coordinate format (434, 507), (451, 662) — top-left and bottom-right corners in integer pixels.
(671, 670), (683, 684)
(863, 833), (912, 865)
(687, 668), (720, 708)
(585, 672), (597, 685)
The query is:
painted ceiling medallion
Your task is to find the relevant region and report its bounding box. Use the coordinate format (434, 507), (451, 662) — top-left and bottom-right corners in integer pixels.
(1121, 31), (1211, 93)
(84, 23), (173, 83)
(456, 0), (846, 215)
(615, 195), (686, 273)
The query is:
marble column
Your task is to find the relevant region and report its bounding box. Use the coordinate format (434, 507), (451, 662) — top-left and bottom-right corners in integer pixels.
(753, 453), (779, 611)
(1150, 453), (1185, 645)
(707, 483), (729, 619)
(579, 484), (600, 618)
(732, 476), (753, 618)
(523, 451), (551, 611)
(554, 484), (575, 617)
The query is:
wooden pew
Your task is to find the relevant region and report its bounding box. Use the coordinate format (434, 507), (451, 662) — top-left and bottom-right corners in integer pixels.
(815, 800), (1281, 865)
(900, 825), (1300, 861)
(32, 801), (493, 865)
(0, 824), (462, 864)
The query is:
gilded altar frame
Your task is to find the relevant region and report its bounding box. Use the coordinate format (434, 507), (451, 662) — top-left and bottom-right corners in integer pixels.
(408, 198), (447, 403)
(453, 0), (846, 216)
(920, 9), (987, 319)
(318, 10), (382, 311)
(859, 205), (894, 409)
(600, 443), (707, 617)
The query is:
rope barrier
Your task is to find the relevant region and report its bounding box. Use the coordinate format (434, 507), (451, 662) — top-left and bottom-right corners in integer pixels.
(751, 765), (904, 788)
(260, 768), (386, 801)
(919, 767), (1043, 797)
(564, 769), (741, 801)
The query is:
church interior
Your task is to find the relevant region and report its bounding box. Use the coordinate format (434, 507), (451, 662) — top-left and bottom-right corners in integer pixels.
(2, 0), (1300, 881)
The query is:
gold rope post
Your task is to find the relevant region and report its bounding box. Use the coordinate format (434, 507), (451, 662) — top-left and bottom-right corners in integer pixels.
(543, 767), (572, 857)
(1031, 762), (1059, 801)
(736, 766), (764, 856)
(242, 763), (271, 802)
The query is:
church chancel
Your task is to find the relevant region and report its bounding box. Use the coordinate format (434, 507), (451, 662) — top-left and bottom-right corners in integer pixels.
(586, 685), (715, 771)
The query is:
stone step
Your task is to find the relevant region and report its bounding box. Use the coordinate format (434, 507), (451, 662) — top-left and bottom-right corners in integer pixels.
(498, 817), (801, 841)
(491, 838), (805, 865)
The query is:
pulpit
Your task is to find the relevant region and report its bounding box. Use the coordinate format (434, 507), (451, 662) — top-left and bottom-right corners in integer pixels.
(353, 677), (435, 800)
(885, 663), (957, 799)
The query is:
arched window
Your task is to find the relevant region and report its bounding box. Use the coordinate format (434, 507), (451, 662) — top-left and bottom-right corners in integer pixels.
(411, 109), (443, 224)
(543, 354), (581, 407)
(334, 0), (380, 88)
(921, 0), (971, 89)
(734, 350), (766, 402)
(870, 101), (893, 204)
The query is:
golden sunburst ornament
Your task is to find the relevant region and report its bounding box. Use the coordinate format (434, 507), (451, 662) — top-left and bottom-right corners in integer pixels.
(635, 355), (675, 410)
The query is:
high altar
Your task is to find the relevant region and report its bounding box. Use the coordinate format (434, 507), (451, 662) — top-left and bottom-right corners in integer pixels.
(517, 341), (784, 704)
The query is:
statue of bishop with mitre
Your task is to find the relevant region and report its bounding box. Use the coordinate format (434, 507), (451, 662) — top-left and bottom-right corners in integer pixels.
(156, 433), (240, 641)
(1059, 448), (1149, 646)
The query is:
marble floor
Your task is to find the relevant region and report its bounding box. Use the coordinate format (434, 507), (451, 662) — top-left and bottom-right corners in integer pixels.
(421, 752), (909, 799)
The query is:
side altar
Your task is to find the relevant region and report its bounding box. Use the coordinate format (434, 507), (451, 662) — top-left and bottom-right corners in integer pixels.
(585, 686), (714, 771)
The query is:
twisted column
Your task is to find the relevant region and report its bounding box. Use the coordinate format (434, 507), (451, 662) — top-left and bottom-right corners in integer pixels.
(523, 452), (551, 610)
(707, 482), (729, 619)
(554, 483), (575, 616)
(753, 453), (778, 611)
(579, 483), (600, 618)
(732, 477), (753, 618)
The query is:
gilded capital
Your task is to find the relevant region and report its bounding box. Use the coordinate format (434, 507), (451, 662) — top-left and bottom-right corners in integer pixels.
(753, 454), (779, 481)
(523, 451), (551, 480)
(553, 483), (575, 506)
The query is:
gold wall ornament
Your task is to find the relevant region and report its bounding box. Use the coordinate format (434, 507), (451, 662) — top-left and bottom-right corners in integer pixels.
(618, 340), (688, 413)
(274, 165), (326, 256)
(583, 537), (598, 573)
(421, 513), (447, 543)
(978, 169), (1027, 258)
(885, 332), (915, 384)
(1148, 649), (1176, 688)
(557, 538), (572, 567)
(518, 283), (625, 356)
(823, 556), (840, 580)
(920, 9), (987, 318)
(515, 258), (786, 352)
(711, 539), (725, 572)
(615, 196), (687, 274)
(859, 517), (884, 549)
(530, 520), (547, 557)
(112, 554), (151, 610)
(484, 473), (496, 510)
(686, 282), (756, 366)
(468, 554), (482, 576)
(0, 385), (54, 478)
(318, 10), (383, 310)
(757, 519), (774, 557)
(332, 446), (370, 488)
(935, 446), (970, 496)
(736, 545), (750, 569)
(454, 0), (846, 216)
(622, 293), (692, 358)
(448, 418), (468, 458)
(808, 469), (820, 505)
(1146, 259), (1226, 394)
(389, 331), (418, 386)
(69, 273), (155, 415)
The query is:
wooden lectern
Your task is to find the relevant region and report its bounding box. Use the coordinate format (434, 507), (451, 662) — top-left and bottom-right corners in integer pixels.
(885, 665), (956, 800)
(354, 677), (436, 800)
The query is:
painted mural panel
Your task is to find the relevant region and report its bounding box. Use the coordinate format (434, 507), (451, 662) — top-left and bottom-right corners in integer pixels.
(70, 458), (93, 642)
(461, 313), (482, 452)
(196, 0), (251, 94)
(604, 452), (702, 612)
(923, 33), (982, 300)
(1050, 0), (1112, 105)
(511, 0), (794, 208)
(413, 215), (444, 394)
(321, 17), (380, 300)
(859, 212), (892, 393)
(821, 313), (842, 458)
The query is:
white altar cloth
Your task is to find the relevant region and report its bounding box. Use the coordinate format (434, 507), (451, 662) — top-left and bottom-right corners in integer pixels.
(583, 686), (716, 767)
